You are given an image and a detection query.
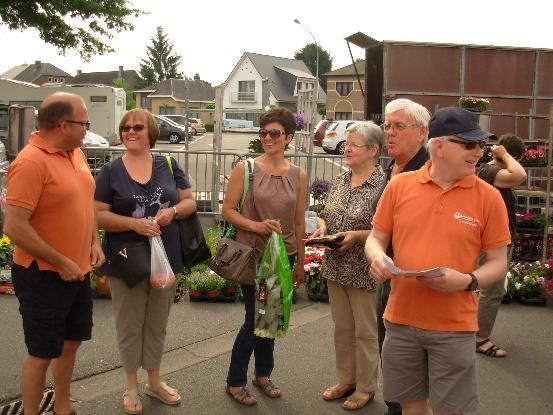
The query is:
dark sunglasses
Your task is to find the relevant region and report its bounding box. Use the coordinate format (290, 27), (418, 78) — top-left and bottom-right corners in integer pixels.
(64, 120), (91, 130)
(447, 138), (486, 150)
(120, 124), (146, 133)
(258, 129), (286, 139)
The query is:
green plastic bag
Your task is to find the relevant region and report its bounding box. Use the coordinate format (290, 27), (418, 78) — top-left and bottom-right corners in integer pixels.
(254, 231), (293, 338)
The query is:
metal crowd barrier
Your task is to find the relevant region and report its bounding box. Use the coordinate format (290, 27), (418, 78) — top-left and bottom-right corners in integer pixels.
(83, 147), (391, 216)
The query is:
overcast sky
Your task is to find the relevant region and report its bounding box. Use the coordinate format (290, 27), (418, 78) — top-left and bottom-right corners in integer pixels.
(0, 0), (550, 86)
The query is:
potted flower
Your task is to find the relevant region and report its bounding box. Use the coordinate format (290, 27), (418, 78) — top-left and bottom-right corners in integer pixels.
(310, 178), (331, 214)
(459, 96), (490, 112)
(204, 272), (225, 301)
(186, 271), (208, 301)
(515, 212), (546, 230)
(223, 280), (239, 300)
(293, 113), (306, 131)
(521, 144), (547, 167)
(506, 260), (552, 306)
(0, 235), (14, 295)
(304, 246), (328, 302)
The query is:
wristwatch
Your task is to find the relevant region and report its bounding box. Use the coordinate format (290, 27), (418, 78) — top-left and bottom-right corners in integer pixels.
(465, 273), (479, 291)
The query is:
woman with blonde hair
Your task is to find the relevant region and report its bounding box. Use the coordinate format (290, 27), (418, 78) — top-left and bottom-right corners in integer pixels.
(95, 108), (196, 414)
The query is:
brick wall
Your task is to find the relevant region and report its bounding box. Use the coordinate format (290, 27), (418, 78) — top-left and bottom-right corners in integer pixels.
(326, 75), (365, 120)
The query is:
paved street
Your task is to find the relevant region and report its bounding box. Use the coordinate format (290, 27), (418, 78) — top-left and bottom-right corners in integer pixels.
(0, 290), (552, 414)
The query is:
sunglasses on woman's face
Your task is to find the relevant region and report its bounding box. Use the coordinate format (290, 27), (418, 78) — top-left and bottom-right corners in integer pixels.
(258, 129), (286, 139)
(121, 124), (146, 133)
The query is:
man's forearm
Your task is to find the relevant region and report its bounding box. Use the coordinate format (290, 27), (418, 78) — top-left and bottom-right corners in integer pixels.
(473, 247), (508, 288)
(364, 234), (386, 262)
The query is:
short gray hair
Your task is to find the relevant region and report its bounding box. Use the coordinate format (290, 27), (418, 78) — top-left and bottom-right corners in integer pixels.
(385, 98), (431, 128)
(345, 121), (383, 150)
(427, 137), (446, 160)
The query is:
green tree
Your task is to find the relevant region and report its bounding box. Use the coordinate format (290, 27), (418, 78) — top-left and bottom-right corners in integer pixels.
(294, 43), (332, 92)
(112, 78), (135, 110)
(0, 1), (143, 61)
(194, 72), (201, 81)
(138, 26), (183, 88)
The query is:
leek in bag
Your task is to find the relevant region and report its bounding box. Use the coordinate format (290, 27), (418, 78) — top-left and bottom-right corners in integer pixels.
(254, 231), (293, 338)
(149, 235), (176, 290)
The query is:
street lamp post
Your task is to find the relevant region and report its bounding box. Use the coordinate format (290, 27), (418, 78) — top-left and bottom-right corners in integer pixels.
(294, 18), (319, 203)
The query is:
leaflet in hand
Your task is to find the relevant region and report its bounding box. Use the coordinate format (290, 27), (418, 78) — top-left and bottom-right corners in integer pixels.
(384, 257), (446, 278)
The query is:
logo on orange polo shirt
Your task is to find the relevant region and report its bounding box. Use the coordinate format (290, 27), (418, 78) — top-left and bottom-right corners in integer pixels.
(453, 211), (480, 227)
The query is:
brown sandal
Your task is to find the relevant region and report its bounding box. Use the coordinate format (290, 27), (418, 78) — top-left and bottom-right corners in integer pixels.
(252, 377), (281, 398)
(322, 384), (356, 401)
(225, 385), (258, 406)
(343, 391), (375, 410)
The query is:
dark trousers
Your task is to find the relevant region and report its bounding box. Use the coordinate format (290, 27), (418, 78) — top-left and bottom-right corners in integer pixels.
(377, 280), (402, 415)
(226, 254), (295, 387)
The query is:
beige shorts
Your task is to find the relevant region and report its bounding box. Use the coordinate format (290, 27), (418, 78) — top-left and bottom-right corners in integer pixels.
(382, 320), (479, 413)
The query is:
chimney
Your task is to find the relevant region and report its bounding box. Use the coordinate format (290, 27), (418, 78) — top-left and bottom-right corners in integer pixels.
(118, 65), (123, 79)
(35, 60), (41, 67)
(77, 70), (82, 76)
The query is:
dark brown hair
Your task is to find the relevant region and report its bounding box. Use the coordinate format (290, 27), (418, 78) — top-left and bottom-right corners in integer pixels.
(259, 107), (296, 135)
(38, 101), (74, 130)
(119, 108), (160, 148)
(498, 133), (525, 160)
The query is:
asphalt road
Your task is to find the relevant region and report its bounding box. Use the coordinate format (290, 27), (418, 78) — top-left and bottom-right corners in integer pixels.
(0, 292), (552, 414)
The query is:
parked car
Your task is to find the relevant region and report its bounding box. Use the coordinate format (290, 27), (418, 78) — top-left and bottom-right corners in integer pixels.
(162, 115), (206, 135)
(154, 115), (190, 143)
(322, 120), (356, 154)
(82, 131), (110, 171)
(0, 140), (9, 173)
(313, 119), (332, 147)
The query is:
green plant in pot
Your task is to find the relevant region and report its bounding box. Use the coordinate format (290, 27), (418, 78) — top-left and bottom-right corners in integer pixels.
(223, 280), (239, 297)
(187, 271), (208, 298)
(204, 273), (226, 299)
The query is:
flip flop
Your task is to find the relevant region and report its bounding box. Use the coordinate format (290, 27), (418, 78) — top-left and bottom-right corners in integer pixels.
(122, 388), (142, 415)
(322, 384), (356, 401)
(144, 382), (181, 405)
(343, 391), (375, 410)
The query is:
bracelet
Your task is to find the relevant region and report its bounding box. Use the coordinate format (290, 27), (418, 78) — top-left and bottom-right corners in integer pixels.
(172, 206), (178, 217)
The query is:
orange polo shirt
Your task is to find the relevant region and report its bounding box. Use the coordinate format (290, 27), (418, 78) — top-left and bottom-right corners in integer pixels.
(6, 132), (96, 274)
(372, 161), (510, 331)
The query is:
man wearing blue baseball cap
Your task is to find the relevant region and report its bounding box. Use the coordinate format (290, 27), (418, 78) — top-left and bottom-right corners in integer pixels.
(365, 107), (510, 415)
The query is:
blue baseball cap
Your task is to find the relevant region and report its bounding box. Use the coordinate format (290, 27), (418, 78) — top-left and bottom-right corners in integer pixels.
(428, 107), (496, 141)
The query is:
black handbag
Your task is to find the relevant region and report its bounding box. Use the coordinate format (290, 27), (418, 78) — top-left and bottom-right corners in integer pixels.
(108, 238), (151, 288)
(179, 211), (212, 268)
(164, 156), (211, 268)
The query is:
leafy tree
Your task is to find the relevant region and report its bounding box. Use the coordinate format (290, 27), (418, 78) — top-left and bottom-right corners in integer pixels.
(194, 72), (201, 81)
(0, 1), (143, 61)
(294, 43), (332, 92)
(112, 78), (135, 110)
(138, 26), (183, 88)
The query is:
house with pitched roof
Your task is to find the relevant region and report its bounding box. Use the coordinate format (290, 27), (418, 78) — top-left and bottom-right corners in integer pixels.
(72, 66), (140, 90)
(0, 61), (72, 85)
(325, 60), (365, 121)
(222, 52), (325, 126)
(134, 78), (215, 124)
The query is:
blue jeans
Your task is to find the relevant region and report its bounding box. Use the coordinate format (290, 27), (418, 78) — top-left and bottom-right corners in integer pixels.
(226, 255), (295, 387)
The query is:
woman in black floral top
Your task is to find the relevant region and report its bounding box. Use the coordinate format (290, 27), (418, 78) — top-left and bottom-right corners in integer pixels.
(312, 121), (385, 410)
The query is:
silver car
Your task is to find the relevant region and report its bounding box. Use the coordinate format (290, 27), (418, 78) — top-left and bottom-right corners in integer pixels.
(321, 120), (356, 154)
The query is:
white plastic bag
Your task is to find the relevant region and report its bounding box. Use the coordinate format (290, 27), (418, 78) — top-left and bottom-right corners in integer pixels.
(149, 235), (176, 290)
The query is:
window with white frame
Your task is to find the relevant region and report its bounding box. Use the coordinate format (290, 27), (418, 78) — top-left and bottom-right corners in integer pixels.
(336, 82), (353, 96)
(238, 80), (255, 101)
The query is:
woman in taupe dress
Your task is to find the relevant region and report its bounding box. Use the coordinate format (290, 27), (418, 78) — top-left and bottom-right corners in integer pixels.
(222, 107), (307, 406)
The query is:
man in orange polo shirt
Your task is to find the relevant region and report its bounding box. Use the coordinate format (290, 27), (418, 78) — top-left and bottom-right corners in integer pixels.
(365, 107), (510, 415)
(4, 92), (104, 415)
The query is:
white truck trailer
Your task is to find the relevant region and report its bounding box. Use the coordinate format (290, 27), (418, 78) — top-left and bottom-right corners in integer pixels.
(0, 78), (126, 146)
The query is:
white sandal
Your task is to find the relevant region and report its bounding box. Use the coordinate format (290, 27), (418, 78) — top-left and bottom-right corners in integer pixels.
(122, 388), (142, 415)
(145, 381), (181, 405)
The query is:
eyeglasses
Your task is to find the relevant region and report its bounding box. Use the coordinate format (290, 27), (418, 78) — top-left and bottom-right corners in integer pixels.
(344, 142), (370, 149)
(64, 120), (91, 130)
(258, 129), (286, 139)
(382, 122), (417, 132)
(120, 124), (146, 133)
(447, 138), (487, 150)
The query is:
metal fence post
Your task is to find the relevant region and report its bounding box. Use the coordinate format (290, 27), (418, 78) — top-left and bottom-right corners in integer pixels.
(212, 87), (224, 216)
